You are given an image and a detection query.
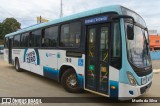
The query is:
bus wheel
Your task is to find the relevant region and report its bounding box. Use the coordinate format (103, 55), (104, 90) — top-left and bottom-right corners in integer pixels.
(61, 69), (81, 93)
(15, 59), (22, 72)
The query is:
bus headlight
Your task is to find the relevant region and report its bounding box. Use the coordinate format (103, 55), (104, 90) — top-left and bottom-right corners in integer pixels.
(141, 76), (147, 85)
(127, 72), (137, 86)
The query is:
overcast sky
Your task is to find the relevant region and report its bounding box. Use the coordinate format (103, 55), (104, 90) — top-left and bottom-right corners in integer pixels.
(0, 0), (160, 32)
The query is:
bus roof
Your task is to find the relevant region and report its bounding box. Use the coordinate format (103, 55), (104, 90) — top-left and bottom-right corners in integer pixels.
(5, 5), (122, 38)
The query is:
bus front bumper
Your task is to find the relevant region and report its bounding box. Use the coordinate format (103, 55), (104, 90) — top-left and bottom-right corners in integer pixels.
(118, 81), (152, 100)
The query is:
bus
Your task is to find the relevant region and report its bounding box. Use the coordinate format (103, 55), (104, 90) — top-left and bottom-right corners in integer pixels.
(0, 45), (4, 54)
(4, 5), (153, 100)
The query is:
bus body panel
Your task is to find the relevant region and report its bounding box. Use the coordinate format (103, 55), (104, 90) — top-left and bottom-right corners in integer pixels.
(4, 49), (8, 62)
(57, 50), (85, 76)
(119, 80), (152, 100)
(108, 66), (119, 97)
(11, 48), (85, 86)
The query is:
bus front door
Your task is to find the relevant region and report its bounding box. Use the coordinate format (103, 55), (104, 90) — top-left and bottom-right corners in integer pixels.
(8, 38), (13, 64)
(85, 24), (110, 95)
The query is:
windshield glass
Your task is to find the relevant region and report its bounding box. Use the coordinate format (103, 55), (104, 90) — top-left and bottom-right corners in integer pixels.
(126, 23), (151, 68)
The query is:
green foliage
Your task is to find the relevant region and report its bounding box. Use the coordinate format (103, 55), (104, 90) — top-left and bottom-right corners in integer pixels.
(0, 18), (21, 44)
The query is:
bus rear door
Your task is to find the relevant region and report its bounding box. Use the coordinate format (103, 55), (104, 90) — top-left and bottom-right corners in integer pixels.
(8, 38), (13, 64)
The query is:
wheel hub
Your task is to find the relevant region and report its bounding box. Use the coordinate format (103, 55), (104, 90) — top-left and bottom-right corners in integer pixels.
(67, 74), (77, 88)
(70, 79), (77, 86)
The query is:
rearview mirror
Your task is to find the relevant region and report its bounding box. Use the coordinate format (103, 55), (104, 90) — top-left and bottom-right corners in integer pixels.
(127, 24), (134, 40)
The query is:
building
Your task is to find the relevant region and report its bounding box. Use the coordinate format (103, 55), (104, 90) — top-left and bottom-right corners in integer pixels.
(149, 35), (160, 51)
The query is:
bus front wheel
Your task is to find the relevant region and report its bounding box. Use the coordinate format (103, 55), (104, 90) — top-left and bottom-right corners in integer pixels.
(15, 58), (22, 72)
(61, 69), (81, 93)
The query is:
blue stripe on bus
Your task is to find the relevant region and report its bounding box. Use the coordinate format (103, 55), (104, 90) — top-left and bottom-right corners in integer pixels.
(23, 48), (28, 62)
(43, 66), (59, 80)
(34, 49), (40, 65)
(77, 74), (84, 88)
(109, 80), (118, 97)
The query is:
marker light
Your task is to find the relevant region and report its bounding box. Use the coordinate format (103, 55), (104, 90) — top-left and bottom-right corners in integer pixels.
(111, 86), (116, 90)
(127, 72), (137, 86)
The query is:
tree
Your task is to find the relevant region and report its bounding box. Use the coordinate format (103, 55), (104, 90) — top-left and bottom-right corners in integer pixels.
(0, 23), (4, 44)
(0, 23), (3, 40)
(0, 18), (21, 44)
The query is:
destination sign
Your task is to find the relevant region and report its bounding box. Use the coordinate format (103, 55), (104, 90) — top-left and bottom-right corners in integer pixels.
(85, 16), (108, 25)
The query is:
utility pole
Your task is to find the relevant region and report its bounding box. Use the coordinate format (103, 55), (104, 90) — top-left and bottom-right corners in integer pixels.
(60, 0), (63, 17)
(40, 16), (42, 23)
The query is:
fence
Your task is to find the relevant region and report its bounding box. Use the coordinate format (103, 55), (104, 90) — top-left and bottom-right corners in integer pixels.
(150, 51), (160, 60)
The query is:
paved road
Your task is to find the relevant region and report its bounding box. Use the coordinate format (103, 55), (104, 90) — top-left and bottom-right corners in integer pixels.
(152, 60), (160, 69)
(0, 54), (160, 106)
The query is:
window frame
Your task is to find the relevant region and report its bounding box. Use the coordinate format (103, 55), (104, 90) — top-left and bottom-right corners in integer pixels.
(13, 34), (21, 47)
(29, 29), (42, 48)
(59, 21), (82, 49)
(111, 22), (122, 58)
(110, 21), (122, 69)
(21, 32), (30, 47)
(42, 25), (59, 48)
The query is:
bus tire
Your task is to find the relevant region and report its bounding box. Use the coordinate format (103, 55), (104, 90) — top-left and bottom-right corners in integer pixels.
(61, 68), (81, 93)
(15, 58), (22, 72)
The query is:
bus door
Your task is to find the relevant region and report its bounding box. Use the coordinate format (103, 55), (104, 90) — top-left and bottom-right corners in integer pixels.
(85, 24), (110, 95)
(8, 38), (13, 64)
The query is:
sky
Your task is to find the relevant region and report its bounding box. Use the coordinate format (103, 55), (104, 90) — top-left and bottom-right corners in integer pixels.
(0, 0), (160, 33)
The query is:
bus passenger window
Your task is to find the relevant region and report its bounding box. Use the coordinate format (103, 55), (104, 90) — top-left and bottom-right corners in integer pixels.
(60, 22), (81, 47)
(70, 22), (81, 47)
(43, 26), (58, 47)
(21, 33), (29, 47)
(30, 30), (41, 47)
(13, 35), (21, 47)
(60, 24), (69, 47)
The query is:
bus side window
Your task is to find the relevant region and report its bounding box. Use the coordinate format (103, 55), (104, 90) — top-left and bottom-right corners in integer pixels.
(60, 24), (69, 47)
(13, 35), (21, 47)
(21, 33), (29, 47)
(69, 22), (81, 47)
(60, 22), (81, 47)
(5, 38), (9, 48)
(30, 30), (41, 47)
(43, 26), (58, 47)
(110, 22), (122, 69)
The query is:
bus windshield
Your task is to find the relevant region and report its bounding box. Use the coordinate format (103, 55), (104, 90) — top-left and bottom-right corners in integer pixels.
(126, 24), (152, 68)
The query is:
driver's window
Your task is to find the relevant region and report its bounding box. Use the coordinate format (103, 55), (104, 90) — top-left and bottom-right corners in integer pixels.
(112, 23), (121, 57)
(110, 22), (122, 69)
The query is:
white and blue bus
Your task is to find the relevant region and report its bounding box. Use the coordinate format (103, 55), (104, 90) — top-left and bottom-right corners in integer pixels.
(4, 5), (153, 100)
(0, 45), (4, 54)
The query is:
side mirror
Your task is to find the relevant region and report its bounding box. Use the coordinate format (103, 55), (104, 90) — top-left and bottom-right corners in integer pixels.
(127, 24), (134, 40)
